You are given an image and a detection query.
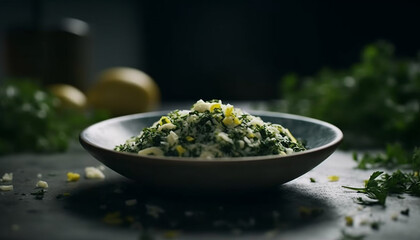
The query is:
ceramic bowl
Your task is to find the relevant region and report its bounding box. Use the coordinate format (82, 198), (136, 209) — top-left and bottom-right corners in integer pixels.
(80, 110), (343, 193)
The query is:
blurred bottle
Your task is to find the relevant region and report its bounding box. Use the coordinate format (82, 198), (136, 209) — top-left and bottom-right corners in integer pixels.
(5, 18), (90, 91)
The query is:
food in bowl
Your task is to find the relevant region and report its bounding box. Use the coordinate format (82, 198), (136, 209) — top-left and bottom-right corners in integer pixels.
(114, 100), (306, 158)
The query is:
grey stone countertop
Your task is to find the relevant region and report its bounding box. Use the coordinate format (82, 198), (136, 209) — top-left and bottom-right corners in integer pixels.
(1, 102), (419, 240)
(1, 145), (419, 240)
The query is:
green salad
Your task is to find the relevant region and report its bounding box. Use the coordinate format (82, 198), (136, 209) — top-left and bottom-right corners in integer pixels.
(115, 100), (305, 158)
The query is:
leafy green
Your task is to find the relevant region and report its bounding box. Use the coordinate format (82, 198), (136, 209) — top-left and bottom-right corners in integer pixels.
(31, 189), (47, 200)
(0, 79), (108, 155)
(276, 41), (420, 149)
(400, 208), (410, 216)
(115, 100), (305, 157)
(343, 171), (388, 205)
(353, 143), (420, 170)
(343, 170), (420, 206)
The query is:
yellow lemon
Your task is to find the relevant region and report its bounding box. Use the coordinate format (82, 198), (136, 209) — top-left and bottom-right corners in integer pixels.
(48, 84), (87, 110)
(87, 67), (160, 116)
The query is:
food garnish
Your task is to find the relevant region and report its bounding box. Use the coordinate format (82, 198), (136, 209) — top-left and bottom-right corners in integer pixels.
(343, 170), (420, 206)
(67, 172), (81, 182)
(0, 185), (13, 191)
(85, 166), (105, 179)
(328, 175), (340, 182)
(36, 180), (49, 189)
(1, 173), (13, 182)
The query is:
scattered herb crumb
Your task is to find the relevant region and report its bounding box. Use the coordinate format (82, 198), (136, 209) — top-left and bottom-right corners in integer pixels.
(85, 167), (105, 179)
(56, 192), (71, 199)
(328, 175), (340, 182)
(146, 204), (165, 219)
(310, 177), (316, 183)
(30, 189), (46, 200)
(36, 180), (48, 189)
(163, 230), (181, 239)
(102, 211), (124, 225)
(345, 216), (354, 227)
(338, 230), (366, 240)
(391, 213), (398, 221)
(67, 172), (80, 182)
(370, 221), (382, 230)
(0, 185), (13, 191)
(400, 208), (409, 216)
(298, 206), (324, 219)
(343, 170), (420, 206)
(1, 173), (13, 182)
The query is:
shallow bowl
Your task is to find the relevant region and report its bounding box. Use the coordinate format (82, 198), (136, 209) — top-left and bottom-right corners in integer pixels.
(80, 110), (343, 193)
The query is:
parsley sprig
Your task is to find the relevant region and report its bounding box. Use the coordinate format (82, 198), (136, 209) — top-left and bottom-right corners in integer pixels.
(345, 142), (420, 206)
(343, 170), (420, 206)
(353, 143), (420, 170)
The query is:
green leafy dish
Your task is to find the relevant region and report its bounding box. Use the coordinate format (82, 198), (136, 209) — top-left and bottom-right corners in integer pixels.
(80, 107), (342, 192)
(115, 100), (306, 158)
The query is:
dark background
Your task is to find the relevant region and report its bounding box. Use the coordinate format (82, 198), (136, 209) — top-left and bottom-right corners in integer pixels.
(1, 0), (420, 101)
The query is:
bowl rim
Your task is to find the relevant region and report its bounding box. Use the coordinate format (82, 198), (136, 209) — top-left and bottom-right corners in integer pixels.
(79, 110), (343, 163)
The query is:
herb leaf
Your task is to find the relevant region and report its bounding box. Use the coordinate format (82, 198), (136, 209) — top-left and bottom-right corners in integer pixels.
(353, 143), (420, 170)
(343, 170), (420, 206)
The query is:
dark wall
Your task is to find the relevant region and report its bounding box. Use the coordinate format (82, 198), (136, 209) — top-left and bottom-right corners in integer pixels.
(141, 0), (420, 100)
(1, 0), (420, 100)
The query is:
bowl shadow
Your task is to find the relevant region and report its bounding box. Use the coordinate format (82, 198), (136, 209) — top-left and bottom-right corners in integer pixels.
(63, 179), (336, 235)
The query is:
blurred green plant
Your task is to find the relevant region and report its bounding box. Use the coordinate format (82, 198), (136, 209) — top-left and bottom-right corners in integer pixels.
(353, 143), (420, 170)
(276, 41), (420, 149)
(0, 79), (109, 155)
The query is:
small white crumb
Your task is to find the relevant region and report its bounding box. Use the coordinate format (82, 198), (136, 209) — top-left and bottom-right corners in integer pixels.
(37, 173), (42, 179)
(98, 165), (106, 171)
(85, 167), (105, 179)
(36, 180), (49, 188)
(2, 173), (13, 182)
(391, 213), (399, 221)
(0, 185), (13, 191)
(125, 199), (137, 206)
